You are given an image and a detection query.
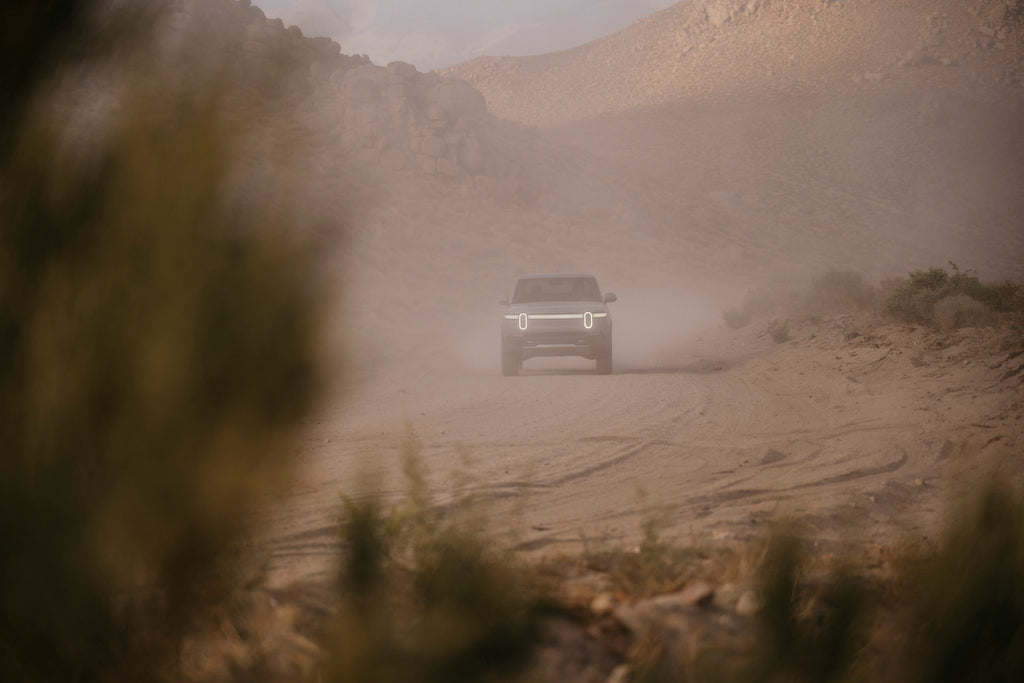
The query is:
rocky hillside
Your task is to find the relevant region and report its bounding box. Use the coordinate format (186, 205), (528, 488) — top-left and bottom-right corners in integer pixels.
(149, 0), (1024, 330)
(149, 0), (1024, 298)
(441, 0), (1024, 126)
(412, 0), (1024, 284)
(163, 0), (571, 201)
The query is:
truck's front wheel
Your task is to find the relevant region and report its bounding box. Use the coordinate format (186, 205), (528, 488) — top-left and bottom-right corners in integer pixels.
(596, 342), (612, 375)
(502, 345), (521, 376)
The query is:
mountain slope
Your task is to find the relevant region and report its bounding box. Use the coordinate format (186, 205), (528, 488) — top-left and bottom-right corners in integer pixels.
(441, 0), (1024, 126)
(253, 0), (676, 71)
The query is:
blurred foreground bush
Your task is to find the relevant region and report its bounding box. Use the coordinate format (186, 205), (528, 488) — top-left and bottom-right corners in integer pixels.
(903, 478), (1024, 682)
(747, 526), (871, 682)
(744, 479), (1024, 683)
(1, 3), (328, 680)
(615, 474), (1024, 682)
(320, 435), (548, 683)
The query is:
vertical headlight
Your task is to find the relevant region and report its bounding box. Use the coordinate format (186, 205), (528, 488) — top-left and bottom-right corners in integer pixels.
(518, 312), (528, 330)
(584, 311), (593, 329)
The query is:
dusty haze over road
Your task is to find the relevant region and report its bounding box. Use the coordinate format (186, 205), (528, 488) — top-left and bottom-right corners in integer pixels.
(244, 0), (1024, 585)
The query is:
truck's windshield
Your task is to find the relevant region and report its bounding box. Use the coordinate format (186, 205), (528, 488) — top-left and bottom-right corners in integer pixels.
(512, 276), (602, 303)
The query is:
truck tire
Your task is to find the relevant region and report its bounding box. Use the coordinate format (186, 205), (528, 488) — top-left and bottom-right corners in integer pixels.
(596, 342), (612, 375)
(502, 346), (520, 376)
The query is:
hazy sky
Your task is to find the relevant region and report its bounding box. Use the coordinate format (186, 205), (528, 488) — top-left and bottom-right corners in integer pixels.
(255, 0), (676, 71)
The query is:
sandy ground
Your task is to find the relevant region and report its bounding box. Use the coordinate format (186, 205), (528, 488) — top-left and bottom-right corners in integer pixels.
(254, 48), (1024, 590)
(257, 301), (1023, 586)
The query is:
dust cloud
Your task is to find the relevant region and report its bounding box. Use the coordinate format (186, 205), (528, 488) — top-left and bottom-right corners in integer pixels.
(150, 0), (1023, 590)
(8, 1), (1024, 679)
(339, 75), (1024, 382)
(608, 284), (726, 373)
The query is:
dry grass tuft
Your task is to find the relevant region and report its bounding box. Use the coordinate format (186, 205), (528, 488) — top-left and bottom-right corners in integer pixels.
(319, 435), (549, 683)
(934, 293), (996, 329)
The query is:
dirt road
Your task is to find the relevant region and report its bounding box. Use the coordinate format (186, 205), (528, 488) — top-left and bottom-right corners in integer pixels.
(259, 308), (1022, 586)
(254, 26), (1024, 587)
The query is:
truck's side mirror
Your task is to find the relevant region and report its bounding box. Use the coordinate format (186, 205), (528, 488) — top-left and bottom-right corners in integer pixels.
(604, 293), (617, 303)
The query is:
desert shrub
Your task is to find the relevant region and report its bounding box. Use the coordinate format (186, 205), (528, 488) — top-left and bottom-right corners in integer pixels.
(884, 264), (1006, 325)
(1007, 0), (1024, 28)
(994, 279), (1024, 307)
(884, 268), (952, 323)
(991, 280), (1024, 330)
(584, 541), (702, 600)
(582, 489), (699, 598)
(0, 4), (330, 681)
(319, 436), (548, 683)
(804, 268), (875, 314)
(933, 293), (996, 329)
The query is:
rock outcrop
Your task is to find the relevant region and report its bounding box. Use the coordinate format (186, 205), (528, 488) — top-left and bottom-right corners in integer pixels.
(167, 0), (546, 190)
(308, 61), (487, 177)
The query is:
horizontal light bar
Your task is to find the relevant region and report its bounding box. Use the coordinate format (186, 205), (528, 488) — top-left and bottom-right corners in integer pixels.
(504, 312), (608, 319)
(528, 313), (584, 320)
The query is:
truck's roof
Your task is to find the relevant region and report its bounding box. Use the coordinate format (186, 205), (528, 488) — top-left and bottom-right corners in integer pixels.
(516, 273), (596, 280)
